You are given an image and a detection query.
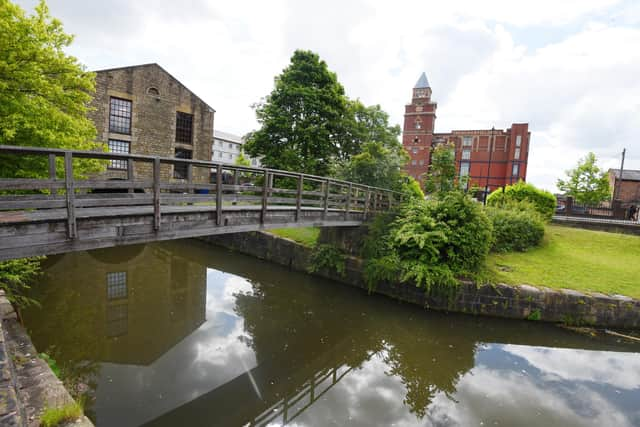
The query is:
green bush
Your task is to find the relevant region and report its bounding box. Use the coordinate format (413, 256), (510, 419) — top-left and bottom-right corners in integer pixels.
(486, 204), (545, 252)
(364, 192), (493, 293)
(486, 181), (556, 221)
(0, 257), (43, 308)
(308, 244), (346, 276)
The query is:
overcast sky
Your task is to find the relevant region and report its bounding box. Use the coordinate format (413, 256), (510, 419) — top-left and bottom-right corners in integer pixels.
(16, 0), (640, 191)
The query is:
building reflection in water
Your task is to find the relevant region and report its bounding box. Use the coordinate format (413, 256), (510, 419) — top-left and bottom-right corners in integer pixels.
(24, 239), (640, 427)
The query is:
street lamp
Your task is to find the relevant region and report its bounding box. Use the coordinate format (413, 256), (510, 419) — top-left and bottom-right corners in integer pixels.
(484, 126), (495, 205)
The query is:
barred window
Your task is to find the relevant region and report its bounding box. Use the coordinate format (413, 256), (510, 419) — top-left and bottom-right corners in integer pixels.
(460, 162), (470, 177)
(176, 112), (193, 144)
(174, 148), (192, 179)
(107, 139), (130, 170)
(107, 272), (127, 300)
(109, 97), (132, 134)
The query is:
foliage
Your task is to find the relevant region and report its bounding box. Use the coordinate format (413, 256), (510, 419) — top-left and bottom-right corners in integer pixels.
(364, 192), (493, 294)
(234, 150), (251, 167)
(335, 140), (408, 191)
(0, 257), (42, 308)
(401, 176), (425, 200)
(39, 352), (61, 377)
(308, 244), (346, 277)
(269, 227), (319, 247)
(0, 0), (103, 178)
(40, 400), (84, 427)
(485, 202), (545, 252)
(486, 180), (556, 221)
(342, 100), (402, 157)
(557, 152), (611, 205)
(489, 225), (640, 298)
(526, 308), (542, 321)
(244, 50), (350, 176)
(423, 142), (457, 195)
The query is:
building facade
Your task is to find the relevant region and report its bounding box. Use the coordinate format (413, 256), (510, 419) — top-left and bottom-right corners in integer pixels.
(212, 130), (261, 167)
(88, 63), (214, 183)
(609, 169), (640, 205)
(403, 73), (530, 194)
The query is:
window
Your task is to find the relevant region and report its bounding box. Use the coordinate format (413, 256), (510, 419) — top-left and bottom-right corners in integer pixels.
(516, 135), (522, 147)
(109, 97), (132, 134)
(412, 148), (419, 154)
(514, 148), (521, 159)
(107, 272), (127, 300)
(107, 139), (130, 170)
(147, 87), (159, 96)
(175, 112), (194, 144)
(415, 120), (422, 129)
(229, 143), (233, 149)
(419, 160), (424, 165)
(411, 160), (417, 166)
(413, 137), (419, 144)
(173, 148), (192, 179)
(462, 149), (471, 160)
(512, 163), (520, 176)
(218, 151), (222, 158)
(462, 136), (473, 147)
(106, 304), (128, 338)
(460, 162), (470, 177)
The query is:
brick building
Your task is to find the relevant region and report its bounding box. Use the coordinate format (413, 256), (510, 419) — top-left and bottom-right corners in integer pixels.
(609, 169), (640, 205)
(403, 73), (530, 195)
(88, 63), (215, 183)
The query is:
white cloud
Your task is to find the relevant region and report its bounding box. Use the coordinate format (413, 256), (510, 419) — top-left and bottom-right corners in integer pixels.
(13, 0), (640, 191)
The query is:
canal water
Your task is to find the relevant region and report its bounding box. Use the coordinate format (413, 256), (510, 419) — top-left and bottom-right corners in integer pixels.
(23, 239), (640, 427)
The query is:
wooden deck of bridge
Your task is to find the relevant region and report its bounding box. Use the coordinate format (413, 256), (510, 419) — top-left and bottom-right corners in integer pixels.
(0, 145), (400, 261)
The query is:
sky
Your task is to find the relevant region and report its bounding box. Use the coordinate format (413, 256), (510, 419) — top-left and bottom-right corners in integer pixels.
(16, 0), (640, 191)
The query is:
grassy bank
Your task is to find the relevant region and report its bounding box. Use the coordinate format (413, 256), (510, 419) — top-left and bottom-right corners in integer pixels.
(489, 225), (640, 298)
(269, 227), (320, 247)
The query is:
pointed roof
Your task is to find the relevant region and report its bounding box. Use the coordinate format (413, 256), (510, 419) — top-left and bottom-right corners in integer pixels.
(414, 72), (430, 89)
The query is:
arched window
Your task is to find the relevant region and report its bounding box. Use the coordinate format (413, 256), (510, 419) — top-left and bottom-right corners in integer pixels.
(415, 119), (422, 129)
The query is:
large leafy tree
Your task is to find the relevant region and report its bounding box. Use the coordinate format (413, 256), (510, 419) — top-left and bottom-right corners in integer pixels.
(0, 0), (100, 178)
(244, 50), (352, 176)
(557, 152), (611, 205)
(423, 142), (457, 195)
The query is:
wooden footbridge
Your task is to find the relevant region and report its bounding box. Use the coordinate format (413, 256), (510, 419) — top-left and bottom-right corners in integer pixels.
(0, 145), (400, 261)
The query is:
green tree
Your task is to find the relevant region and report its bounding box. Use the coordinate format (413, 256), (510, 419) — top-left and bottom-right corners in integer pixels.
(0, 0), (101, 178)
(557, 152), (611, 205)
(342, 100), (401, 155)
(423, 142), (457, 195)
(244, 50), (351, 176)
(234, 150), (251, 167)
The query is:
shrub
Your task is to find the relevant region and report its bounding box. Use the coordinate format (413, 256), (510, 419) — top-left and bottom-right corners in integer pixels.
(486, 204), (545, 252)
(41, 401), (84, 427)
(0, 257), (43, 308)
(364, 192), (493, 293)
(308, 244), (346, 276)
(486, 181), (556, 221)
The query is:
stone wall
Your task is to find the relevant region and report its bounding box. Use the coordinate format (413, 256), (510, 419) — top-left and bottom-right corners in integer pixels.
(0, 292), (93, 427)
(88, 63), (214, 183)
(200, 231), (640, 329)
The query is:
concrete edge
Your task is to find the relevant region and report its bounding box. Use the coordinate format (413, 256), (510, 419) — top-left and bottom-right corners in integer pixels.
(0, 291), (94, 427)
(199, 231), (640, 329)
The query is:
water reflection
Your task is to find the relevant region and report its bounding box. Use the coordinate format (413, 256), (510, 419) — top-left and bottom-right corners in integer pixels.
(24, 239), (640, 427)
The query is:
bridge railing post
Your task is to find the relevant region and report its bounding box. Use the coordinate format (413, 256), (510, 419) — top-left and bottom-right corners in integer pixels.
(363, 190), (370, 218)
(216, 164), (223, 226)
(345, 183), (352, 219)
(153, 157), (161, 231)
(295, 174), (303, 222)
(323, 179), (330, 219)
(261, 170), (269, 224)
(48, 153), (57, 196)
(64, 152), (76, 239)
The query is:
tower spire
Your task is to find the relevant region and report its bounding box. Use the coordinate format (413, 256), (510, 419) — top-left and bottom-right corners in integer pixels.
(414, 72), (430, 89)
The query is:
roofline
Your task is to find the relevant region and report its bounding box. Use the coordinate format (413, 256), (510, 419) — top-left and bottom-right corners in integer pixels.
(93, 63), (216, 112)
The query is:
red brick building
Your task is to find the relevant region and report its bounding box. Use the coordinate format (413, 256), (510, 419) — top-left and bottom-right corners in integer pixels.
(403, 73), (530, 195)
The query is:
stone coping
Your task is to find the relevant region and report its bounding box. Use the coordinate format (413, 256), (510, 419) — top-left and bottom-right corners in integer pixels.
(0, 291), (93, 427)
(199, 231), (640, 329)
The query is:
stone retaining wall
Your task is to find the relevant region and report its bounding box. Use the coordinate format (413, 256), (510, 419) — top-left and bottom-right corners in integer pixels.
(200, 231), (640, 329)
(0, 292), (93, 427)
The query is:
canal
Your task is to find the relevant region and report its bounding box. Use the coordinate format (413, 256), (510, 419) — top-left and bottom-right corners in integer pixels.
(23, 238), (640, 427)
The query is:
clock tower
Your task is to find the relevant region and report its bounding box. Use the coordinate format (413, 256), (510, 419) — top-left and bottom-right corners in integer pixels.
(403, 72), (437, 180)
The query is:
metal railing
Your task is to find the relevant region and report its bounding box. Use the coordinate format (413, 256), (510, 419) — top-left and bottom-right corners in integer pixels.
(0, 145), (402, 238)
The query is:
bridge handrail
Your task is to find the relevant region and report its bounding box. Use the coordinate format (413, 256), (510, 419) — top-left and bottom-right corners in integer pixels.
(0, 145), (401, 241)
(0, 144), (402, 195)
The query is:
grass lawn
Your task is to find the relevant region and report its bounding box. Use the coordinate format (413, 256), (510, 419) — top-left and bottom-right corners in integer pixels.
(489, 225), (640, 298)
(269, 227), (320, 247)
